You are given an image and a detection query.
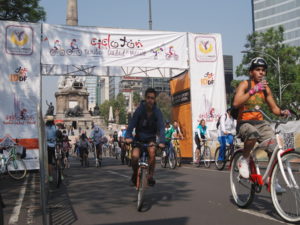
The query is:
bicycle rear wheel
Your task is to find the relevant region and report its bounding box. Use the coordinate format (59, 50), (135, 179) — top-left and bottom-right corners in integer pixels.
(203, 146), (211, 168)
(230, 151), (255, 208)
(160, 151), (167, 168)
(271, 151), (300, 223)
(6, 157), (27, 180)
(168, 149), (176, 169)
(214, 147), (226, 170)
(176, 148), (182, 167)
(137, 167), (147, 211)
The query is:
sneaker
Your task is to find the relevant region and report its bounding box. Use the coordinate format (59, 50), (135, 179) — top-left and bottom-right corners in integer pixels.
(148, 177), (156, 186)
(49, 176), (53, 182)
(237, 156), (250, 179)
(275, 179), (286, 194)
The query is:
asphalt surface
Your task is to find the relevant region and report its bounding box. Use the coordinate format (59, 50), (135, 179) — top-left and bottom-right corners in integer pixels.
(1, 154), (294, 225)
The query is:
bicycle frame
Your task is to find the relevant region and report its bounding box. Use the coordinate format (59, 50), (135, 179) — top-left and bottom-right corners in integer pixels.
(231, 113), (297, 190)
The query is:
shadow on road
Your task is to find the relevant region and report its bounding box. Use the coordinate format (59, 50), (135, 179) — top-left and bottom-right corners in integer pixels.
(100, 217), (189, 225)
(49, 156), (193, 219)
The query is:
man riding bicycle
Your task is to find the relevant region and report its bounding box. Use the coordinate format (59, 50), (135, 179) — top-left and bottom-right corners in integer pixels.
(232, 57), (290, 181)
(90, 124), (105, 163)
(163, 120), (175, 156)
(125, 88), (165, 186)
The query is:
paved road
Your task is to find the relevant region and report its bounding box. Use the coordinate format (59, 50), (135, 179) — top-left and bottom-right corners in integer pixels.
(1, 155), (292, 225)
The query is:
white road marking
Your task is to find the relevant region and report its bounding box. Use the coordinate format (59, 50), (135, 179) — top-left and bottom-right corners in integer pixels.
(182, 166), (230, 173)
(8, 175), (29, 225)
(27, 174), (35, 224)
(237, 209), (291, 224)
(107, 170), (130, 178)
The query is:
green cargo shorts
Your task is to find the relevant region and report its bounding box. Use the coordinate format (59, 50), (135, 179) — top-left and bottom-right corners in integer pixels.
(238, 121), (274, 143)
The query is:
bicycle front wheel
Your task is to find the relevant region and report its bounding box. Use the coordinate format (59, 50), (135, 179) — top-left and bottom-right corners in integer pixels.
(271, 151), (300, 223)
(137, 167), (147, 211)
(6, 157), (27, 180)
(168, 149), (176, 169)
(214, 147), (226, 170)
(230, 151), (255, 208)
(203, 146), (211, 168)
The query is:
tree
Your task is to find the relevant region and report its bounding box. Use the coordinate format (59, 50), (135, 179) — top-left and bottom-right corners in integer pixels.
(236, 26), (300, 113)
(156, 92), (171, 121)
(0, 0), (46, 22)
(133, 91), (141, 107)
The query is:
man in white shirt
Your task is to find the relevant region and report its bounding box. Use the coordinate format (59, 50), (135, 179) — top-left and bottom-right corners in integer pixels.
(217, 108), (236, 161)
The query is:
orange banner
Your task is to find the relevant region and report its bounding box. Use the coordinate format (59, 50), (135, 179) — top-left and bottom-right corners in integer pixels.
(170, 70), (193, 158)
(0, 138), (39, 149)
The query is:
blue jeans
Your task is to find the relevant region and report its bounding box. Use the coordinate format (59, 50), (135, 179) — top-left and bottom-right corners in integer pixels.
(217, 134), (233, 161)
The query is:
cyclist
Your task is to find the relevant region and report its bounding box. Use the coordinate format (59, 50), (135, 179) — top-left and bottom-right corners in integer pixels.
(194, 119), (210, 164)
(172, 120), (183, 139)
(90, 124), (105, 164)
(125, 88), (165, 186)
(217, 108), (236, 161)
(163, 120), (175, 157)
(45, 115), (57, 182)
(118, 126), (127, 164)
(232, 57), (290, 181)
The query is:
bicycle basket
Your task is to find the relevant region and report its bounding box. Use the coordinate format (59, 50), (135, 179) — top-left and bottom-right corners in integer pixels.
(277, 121), (300, 150)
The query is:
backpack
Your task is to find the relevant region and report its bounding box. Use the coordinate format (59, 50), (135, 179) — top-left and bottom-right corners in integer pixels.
(230, 79), (267, 120)
(216, 113), (227, 129)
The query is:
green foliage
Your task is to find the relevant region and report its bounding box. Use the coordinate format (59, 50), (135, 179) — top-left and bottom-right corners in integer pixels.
(99, 93), (127, 125)
(133, 91), (141, 106)
(236, 26), (300, 113)
(0, 0), (46, 22)
(156, 92), (171, 121)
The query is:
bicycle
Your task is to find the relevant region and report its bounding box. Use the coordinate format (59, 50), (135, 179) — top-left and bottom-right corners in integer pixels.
(214, 136), (241, 170)
(172, 138), (182, 167)
(132, 142), (157, 211)
(54, 142), (65, 188)
(195, 139), (211, 168)
(0, 145), (27, 180)
(160, 141), (176, 169)
(230, 108), (300, 223)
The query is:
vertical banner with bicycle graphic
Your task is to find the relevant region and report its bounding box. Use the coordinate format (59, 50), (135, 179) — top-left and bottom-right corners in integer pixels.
(188, 33), (227, 159)
(0, 21), (41, 170)
(41, 23), (188, 69)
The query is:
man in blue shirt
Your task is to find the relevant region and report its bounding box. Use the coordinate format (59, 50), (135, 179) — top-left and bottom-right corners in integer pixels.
(45, 115), (57, 182)
(125, 88), (165, 186)
(90, 124), (105, 163)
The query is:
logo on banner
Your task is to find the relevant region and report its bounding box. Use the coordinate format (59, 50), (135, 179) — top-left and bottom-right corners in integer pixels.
(194, 36), (217, 62)
(9, 66), (28, 82)
(3, 94), (36, 125)
(49, 38), (83, 56)
(5, 25), (34, 55)
(152, 45), (179, 60)
(200, 72), (215, 86)
(197, 94), (221, 122)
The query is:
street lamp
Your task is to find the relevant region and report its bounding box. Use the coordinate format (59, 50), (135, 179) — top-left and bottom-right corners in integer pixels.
(241, 50), (282, 105)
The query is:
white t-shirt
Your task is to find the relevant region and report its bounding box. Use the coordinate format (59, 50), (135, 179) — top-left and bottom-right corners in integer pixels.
(217, 113), (237, 136)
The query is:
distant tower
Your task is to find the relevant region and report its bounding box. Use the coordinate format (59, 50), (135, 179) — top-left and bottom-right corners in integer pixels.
(66, 0), (78, 26)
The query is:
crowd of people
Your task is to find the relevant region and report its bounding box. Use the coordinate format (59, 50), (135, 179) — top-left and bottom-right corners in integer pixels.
(45, 57), (293, 191)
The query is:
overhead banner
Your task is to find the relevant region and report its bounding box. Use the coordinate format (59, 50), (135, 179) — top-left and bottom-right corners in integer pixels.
(0, 21), (41, 169)
(41, 24), (188, 68)
(188, 33), (226, 159)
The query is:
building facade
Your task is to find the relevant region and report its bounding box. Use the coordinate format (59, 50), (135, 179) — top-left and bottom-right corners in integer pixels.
(252, 0), (300, 46)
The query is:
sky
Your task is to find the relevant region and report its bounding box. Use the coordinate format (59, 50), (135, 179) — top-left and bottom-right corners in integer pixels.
(40, 0), (253, 112)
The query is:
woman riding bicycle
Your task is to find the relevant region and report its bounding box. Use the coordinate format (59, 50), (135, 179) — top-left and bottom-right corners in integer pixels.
(194, 119), (210, 164)
(232, 57), (290, 180)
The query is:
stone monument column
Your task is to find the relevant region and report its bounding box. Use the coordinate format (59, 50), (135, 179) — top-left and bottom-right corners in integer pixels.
(66, 0), (78, 26)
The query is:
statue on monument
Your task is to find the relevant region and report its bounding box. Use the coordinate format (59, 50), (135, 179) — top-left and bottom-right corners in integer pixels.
(58, 75), (86, 90)
(65, 105), (83, 117)
(46, 100), (54, 116)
